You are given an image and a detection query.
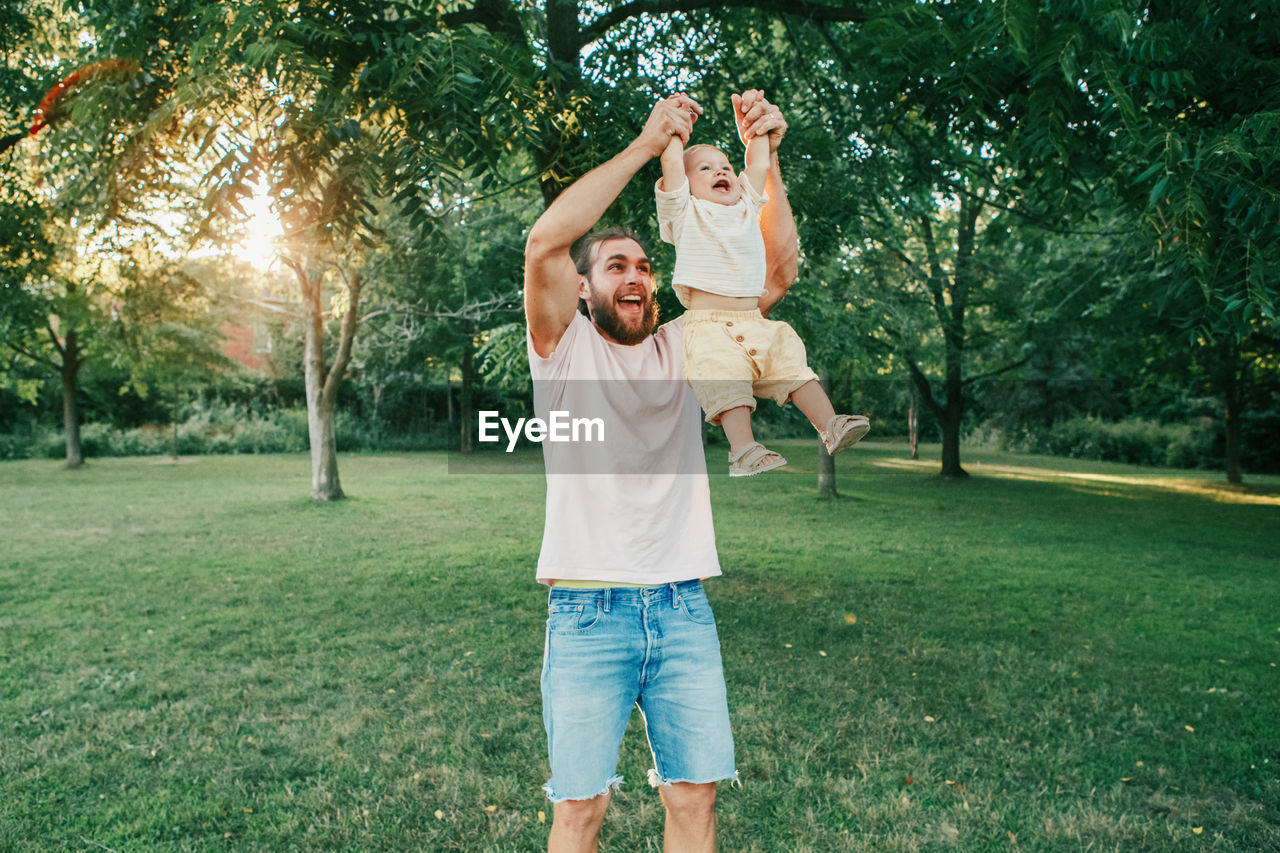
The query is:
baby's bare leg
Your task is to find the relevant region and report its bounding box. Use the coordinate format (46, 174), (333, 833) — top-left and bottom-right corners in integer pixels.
(721, 405), (787, 475)
(789, 380), (836, 431)
(719, 406), (757, 452)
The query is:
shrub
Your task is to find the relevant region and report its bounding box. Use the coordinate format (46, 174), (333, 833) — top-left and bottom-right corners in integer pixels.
(16, 404), (545, 459)
(110, 426), (170, 457)
(230, 417), (303, 454)
(0, 433), (32, 460)
(1006, 416), (1219, 470)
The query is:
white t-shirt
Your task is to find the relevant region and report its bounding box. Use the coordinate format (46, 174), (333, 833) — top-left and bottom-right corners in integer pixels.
(527, 312), (721, 585)
(655, 176), (769, 307)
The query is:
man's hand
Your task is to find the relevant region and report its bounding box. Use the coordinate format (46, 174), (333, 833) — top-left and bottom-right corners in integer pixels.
(730, 91), (797, 316)
(732, 89), (787, 153)
(525, 93), (702, 357)
(635, 92), (703, 159)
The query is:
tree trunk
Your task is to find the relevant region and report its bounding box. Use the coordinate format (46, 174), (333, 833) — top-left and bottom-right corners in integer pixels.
(1223, 339), (1244, 485)
(371, 380), (385, 448)
(296, 263), (362, 501)
(446, 370), (454, 433)
(906, 362), (950, 477)
(817, 443), (837, 498)
(459, 326), (475, 454)
(170, 385), (180, 459)
(817, 371), (838, 498)
(306, 383), (344, 500)
(918, 200), (975, 479)
(61, 329), (83, 469)
(304, 302), (345, 501)
(939, 380), (967, 479)
(536, 0), (585, 205)
(908, 384), (919, 460)
(937, 197), (980, 479)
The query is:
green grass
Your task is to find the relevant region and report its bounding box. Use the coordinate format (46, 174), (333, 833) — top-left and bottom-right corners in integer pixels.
(2, 442), (1278, 851)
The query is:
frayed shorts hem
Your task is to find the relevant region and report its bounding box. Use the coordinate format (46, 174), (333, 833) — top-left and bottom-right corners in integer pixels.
(542, 774), (623, 803)
(647, 768), (741, 789)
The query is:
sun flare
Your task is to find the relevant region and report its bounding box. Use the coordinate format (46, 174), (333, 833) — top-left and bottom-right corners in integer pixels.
(234, 189), (284, 270)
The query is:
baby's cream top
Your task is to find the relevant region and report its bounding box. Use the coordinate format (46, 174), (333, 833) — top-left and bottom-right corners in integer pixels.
(655, 175), (768, 308)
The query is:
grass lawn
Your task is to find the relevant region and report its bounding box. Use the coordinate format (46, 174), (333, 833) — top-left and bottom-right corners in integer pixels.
(1, 441), (1277, 851)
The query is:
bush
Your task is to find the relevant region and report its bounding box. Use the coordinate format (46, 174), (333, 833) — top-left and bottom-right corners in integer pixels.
(10, 403), (556, 459)
(110, 426), (170, 457)
(1000, 416), (1219, 470)
(29, 405), (310, 459)
(0, 432), (33, 460)
(1164, 417), (1216, 469)
(231, 417), (304, 454)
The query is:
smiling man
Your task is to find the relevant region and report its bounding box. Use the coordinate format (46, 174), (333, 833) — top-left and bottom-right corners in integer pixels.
(523, 90), (797, 853)
(573, 230), (658, 345)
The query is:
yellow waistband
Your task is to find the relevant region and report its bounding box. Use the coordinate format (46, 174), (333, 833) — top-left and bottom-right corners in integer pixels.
(683, 308), (764, 322)
(551, 579), (650, 589)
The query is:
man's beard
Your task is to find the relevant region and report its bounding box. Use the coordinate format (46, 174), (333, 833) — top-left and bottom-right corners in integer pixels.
(586, 287), (658, 345)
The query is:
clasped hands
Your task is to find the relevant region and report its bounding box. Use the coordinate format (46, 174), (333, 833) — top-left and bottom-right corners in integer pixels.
(638, 88), (788, 158)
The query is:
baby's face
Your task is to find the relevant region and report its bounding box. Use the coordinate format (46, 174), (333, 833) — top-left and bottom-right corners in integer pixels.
(684, 146), (740, 205)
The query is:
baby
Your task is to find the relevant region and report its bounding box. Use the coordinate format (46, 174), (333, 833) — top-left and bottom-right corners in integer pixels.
(656, 95), (869, 476)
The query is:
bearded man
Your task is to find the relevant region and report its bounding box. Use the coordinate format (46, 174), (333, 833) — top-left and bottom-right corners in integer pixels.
(523, 89), (796, 853)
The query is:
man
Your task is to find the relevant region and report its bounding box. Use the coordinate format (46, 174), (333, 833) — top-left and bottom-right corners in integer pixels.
(523, 90), (797, 853)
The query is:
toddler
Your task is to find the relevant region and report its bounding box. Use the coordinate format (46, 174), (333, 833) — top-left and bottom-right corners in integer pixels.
(656, 96), (869, 476)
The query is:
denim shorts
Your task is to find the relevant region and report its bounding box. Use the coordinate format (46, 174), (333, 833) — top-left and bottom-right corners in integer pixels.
(540, 580), (737, 802)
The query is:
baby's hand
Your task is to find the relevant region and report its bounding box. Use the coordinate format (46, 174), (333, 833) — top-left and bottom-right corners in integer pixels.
(732, 90), (787, 151)
(638, 92), (702, 157)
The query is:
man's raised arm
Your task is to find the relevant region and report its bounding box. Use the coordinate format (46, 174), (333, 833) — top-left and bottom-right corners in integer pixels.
(524, 94), (701, 357)
(731, 90), (798, 318)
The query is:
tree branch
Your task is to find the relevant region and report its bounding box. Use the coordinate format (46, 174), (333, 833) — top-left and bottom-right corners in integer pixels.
(440, 0), (527, 45)
(431, 296), (521, 322)
(579, 0), (869, 50)
(3, 340), (60, 371)
(223, 292), (300, 316)
(44, 320), (65, 360)
(322, 271), (362, 408)
(879, 326), (944, 419)
(904, 356), (944, 420)
(916, 214), (952, 333)
(962, 353), (1033, 388)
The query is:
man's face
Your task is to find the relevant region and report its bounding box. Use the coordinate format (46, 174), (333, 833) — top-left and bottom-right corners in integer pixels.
(579, 238), (657, 345)
(685, 146), (740, 205)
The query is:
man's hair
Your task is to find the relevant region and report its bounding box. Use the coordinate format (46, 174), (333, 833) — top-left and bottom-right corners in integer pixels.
(572, 227), (647, 317)
(572, 227), (646, 276)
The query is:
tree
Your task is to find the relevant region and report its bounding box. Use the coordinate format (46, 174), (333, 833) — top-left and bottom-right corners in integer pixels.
(1084, 1), (1280, 483)
(724, 4), (1106, 478)
(1, 0), (219, 467)
(162, 0), (529, 497)
(437, 1), (870, 207)
(981, 0), (1280, 482)
(353, 166), (533, 453)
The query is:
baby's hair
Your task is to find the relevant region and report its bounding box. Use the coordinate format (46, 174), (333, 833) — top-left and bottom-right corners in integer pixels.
(683, 143), (724, 162)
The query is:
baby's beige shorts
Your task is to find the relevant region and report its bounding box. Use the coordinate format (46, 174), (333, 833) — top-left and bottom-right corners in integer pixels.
(682, 308), (819, 425)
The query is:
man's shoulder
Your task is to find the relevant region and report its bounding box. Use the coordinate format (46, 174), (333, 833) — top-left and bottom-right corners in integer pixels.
(528, 311), (589, 376)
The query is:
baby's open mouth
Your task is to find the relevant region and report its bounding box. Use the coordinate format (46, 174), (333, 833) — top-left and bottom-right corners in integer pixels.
(713, 178), (731, 191)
